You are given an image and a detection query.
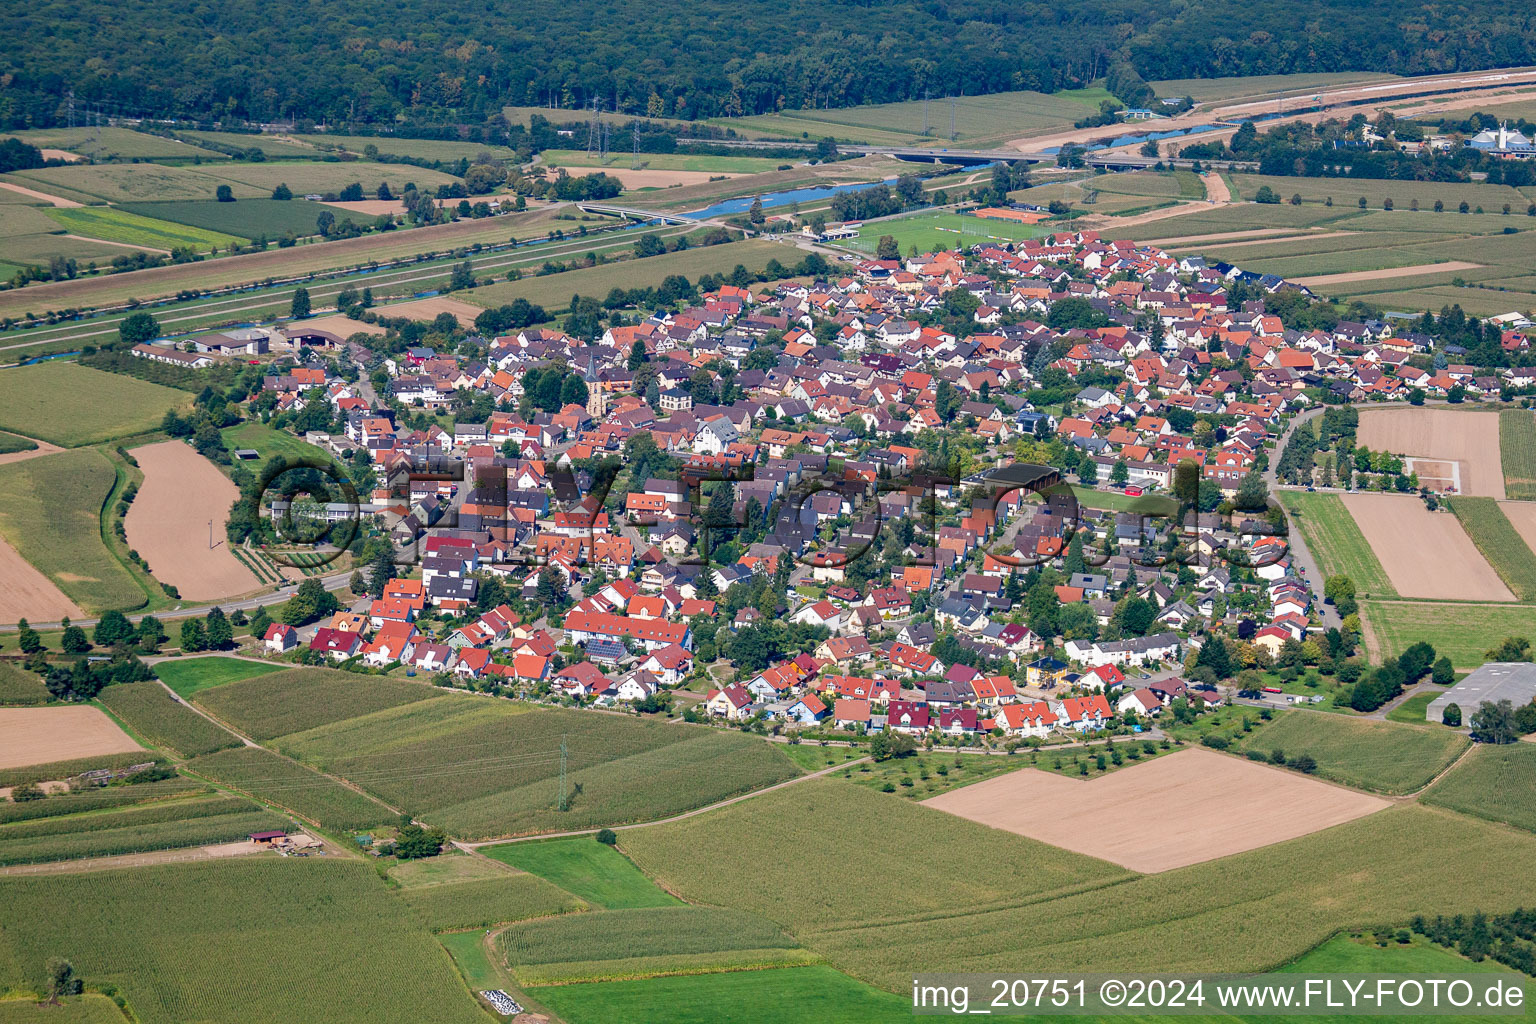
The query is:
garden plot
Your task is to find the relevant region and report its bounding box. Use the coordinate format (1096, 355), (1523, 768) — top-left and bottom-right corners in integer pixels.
(1340, 492), (1513, 602)
(922, 748), (1386, 872)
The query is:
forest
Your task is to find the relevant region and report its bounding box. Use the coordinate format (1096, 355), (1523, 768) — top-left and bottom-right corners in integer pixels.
(4, 0), (1536, 129)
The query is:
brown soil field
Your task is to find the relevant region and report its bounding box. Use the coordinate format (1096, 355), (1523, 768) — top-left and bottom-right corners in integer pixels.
(1200, 171), (1230, 204)
(1291, 261), (1482, 287)
(1497, 501), (1536, 555)
(1079, 201), (1206, 231)
(1357, 406), (1505, 498)
(124, 441), (260, 601)
(378, 295), (483, 327)
(322, 199), (407, 217)
(0, 531), (82, 623)
(0, 205), (562, 319)
(923, 748), (1387, 872)
(0, 181), (81, 207)
(38, 149), (83, 163)
(1342, 491), (1514, 601)
(290, 314), (386, 338)
(0, 706), (144, 770)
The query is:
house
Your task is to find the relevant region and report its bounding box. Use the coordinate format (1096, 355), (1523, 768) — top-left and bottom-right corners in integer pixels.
(264, 623), (298, 653)
(833, 698), (872, 731)
(638, 643), (693, 687)
(1054, 694), (1113, 732)
(1026, 656), (1069, 688)
(1116, 687), (1162, 717)
(308, 627), (363, 661)
(408, 643), (454, 673)
(938, 708), (979, 735)
(784, 694), (828, 725)
(887, 699), (931, 733)
(993, 700), (1058, 738)
(706, 684), (754, 720)
(615, 673), (659, 702)
(1082, 664), (1125, 692)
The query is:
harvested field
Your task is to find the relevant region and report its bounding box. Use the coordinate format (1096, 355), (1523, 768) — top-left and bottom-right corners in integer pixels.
(544, 165), (746, 189)
(318, 199), (404, 217)
(375, 295), (482, 327)
(1291, 261), (1482, 287)
(0, 181), (81, 207)
(0, 532), (82, 624)
(286, 313), (385, 337)
(1497, 500), (1536, 558)
(922, 748), (1386, 872)
(0, 707), (143, 771)
(1341, 492), (1513, 601)
(124, 441), (259, 601)
(1356, 406), (1504, 498)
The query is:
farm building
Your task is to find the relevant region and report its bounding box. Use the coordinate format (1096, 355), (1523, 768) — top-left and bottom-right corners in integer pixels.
(1427, 662), (1536, 724)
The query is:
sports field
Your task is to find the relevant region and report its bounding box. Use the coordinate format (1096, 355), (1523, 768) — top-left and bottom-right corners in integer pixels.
(922, 748), (1386, 871)
(1234, 710), (1469, 794)
(0, 859), (487, 1023)
(1422, 742), (1536, 833)
(1277, 491), (1396, 597)
(0, 363), (186, 447)
(0, 448), (148, 613)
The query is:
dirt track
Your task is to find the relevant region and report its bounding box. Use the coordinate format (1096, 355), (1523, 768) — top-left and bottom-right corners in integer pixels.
(1291, 261), (1482, 287)
(0, 181), (81, 207)
(1342, 491), (1514, 601)
(0, 437), (62, 467)
(922, 748), (1387, 872)
(124, 441), (260, 601)
(1357, 406), (1504, 498)
(0, 706), (143, 770)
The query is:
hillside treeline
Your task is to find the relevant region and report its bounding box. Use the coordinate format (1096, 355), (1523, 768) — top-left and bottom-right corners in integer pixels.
(3, 0), (1536, 128)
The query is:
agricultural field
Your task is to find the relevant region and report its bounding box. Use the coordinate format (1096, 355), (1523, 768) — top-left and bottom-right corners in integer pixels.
(0, 448), (149, 613)
(192, 667), (439, 740)
(528, 964), (910, 1024)
(499, 906), (808, 985)
(152, 656), (284, 698)
(628, 786), (1536, 990)
(0, 751), (162, 790)
(274, 699), (799, 840)
(0, 663), (50, 706)
(843, 210), (1049, 256)
(711, 88), (1115, 148)
(196, 160), (463, 196)
(1233, 710), (1469, 794)
(1277, 491), (1396, 598)
(0, 995), (131, 1023)
(297, 133), (518, 162)
(1148, 72), (1399, 103)
(0, 431), (39, 455)
(0, 705), (143, 771)
(0, 776), (204, 825)
(124, 440), (259, 601)
(1227, 173), (1528, 212)
(1501, 409), (1536, 499)
(540, 149), (785, 174)
(2, 127), (227, 162)
(96, 680), (240, 759)
(0, 362), (188, 447)
(168, 130), (326, 157)
(45, 206), (239, 253)
(1010, 176), (1181, 217)
(484, 836), (681, 909)
(465, 238), (786, 311)
(1343, 492), (1512, 601)
(1422, 742), (1536, 833)
(0, 859), (487, 1023)
(1362, 598), (1536, 669)
(183, 745), (397, 832)
(7, 163), (263, 203)
(1445, 496), (1536, 600)
(398, 873), (582, 932)
(0, 794), (282, 866)
(117, 199), (344, 240)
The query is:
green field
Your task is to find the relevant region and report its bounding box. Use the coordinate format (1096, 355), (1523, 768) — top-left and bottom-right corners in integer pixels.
(196, 160), (463, 196)
(153, 656), (285, 697)
(0, 448), (147, 612)
(3, 126), (228, 162)
(1068, 484), (1180, 516)
(0, 431), (38, 454)
(484, 836), (681, 908)
(0, 995), (132, 1023)
(184, 745), (397, 831)
(438, 929), (508, 991)
(1234, 709), (1468, 794)
(399, 873), (582, 932)
(1445, 497), (1536, 601)
(1278, 491), (1397, 598)
(96, 680), (240, 758)
(1148, 72), (1398, 103)
(0, 776), (202, 825)
(45, 206), (241, 253)
(272, 697), (799, 841)
(1422, 743), (1536, 834)
(465, 238), (786, 311)
(1501, 409), (1536, 500)
(1362, 599), (1536, 668)
(117, 199), (348, 241)
(193, 667), (440, 740)
(298, 133), (518, 162)
(0, 663), (49, 705)
(9, 164), (263, 203)
(0, 363), (187, 447)
(541, 149), (785, 174)
(626, 781), (1536, 990)
(0, 859), (487, 1023)
(1228, 173), (1528, 212)
(1010, 175), (1182, 216)
(218, 419), (344, 470)
(168, 130), (326, 158)
(1385, 691), (1440, 724)
(844, 210), (1049, 256)
(500, 906), (809, 985)
(0, 795), (283, 866)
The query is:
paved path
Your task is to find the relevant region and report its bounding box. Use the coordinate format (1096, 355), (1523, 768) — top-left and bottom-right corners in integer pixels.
(1266, 407), (1341, 631)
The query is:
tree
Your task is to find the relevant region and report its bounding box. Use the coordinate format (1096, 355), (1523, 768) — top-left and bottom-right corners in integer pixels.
(17, 619), (42, 653)
(179, 618), (208, 653)
(215, 184), (235, 202)
(1109, 460), (1129, 486)
(596, 828), (617, 845)
(248, 606), (272, 640)
(1234, 470), (1268, 511)
(1442, 702), (1462, 727)
(1485, 637), (1532, 662)
(1470, 699), (1518, 744)
(46, 957), (82, 1000)
(1173, 459), (1201, 508)
(60, 625), (89, 653)
(290, 287), (311, 319)
(627, 339), (647, 371)
(535, 567), (566, 608)
(271, 182), (293, 200)
(119, 311), (160, 346)
(875, 234), (900, 260)
(1289, 753), (1317, 774)
(281, 577), (339, 626)
(748, 197), (765, 224)
(1431, 656), (1454, 685)
(205, 606), (233, 649)
(368, 546), (397, 599)
(870, 730), (916, 761)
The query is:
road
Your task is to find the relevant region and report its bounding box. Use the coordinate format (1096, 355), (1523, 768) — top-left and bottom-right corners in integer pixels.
(1264, 407), (1341, 631)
